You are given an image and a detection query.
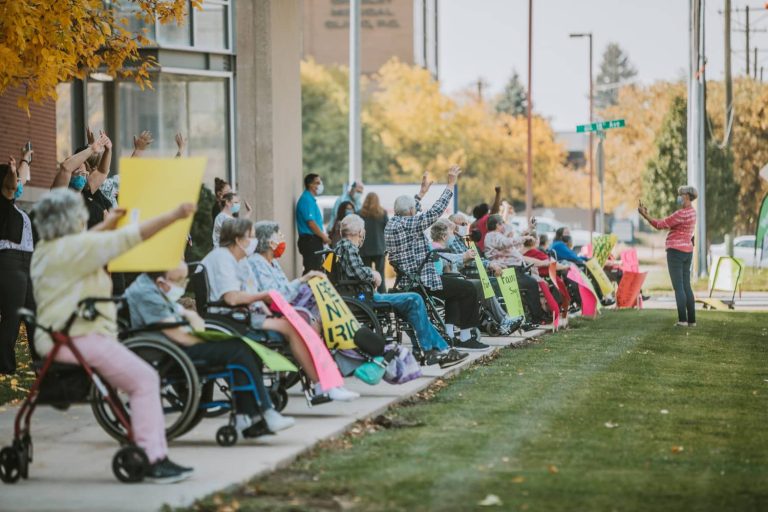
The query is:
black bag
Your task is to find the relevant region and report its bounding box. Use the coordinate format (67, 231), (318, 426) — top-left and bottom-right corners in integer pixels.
(353, 326), (386, 357)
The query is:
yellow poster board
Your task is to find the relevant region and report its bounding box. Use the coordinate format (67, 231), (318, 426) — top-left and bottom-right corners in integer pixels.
(498, 268), (525, 319)
(108, 158), (205, 272)
(592, 234), (618, 267)
(469, 241), (495, 299)
(308, 276), (360, 350)
(585, 258), (613, 297)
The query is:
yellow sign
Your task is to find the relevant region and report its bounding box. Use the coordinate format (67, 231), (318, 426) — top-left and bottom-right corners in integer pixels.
(592, 234), (618, 267)
(108, 158), (205, 272)
(322, 253), (334, 273)
(308, 276), (360, 350)
(469, 241), (495, 299)
(585, 258), (613, 297)
(498, 268), (525, 319)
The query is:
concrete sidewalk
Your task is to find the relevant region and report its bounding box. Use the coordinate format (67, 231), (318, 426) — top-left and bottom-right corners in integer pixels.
(0, 330), (543, 512)
(644, 291), (768, 311)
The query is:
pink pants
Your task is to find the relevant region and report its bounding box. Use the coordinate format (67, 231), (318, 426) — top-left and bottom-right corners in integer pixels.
(54, 333), (167, 463)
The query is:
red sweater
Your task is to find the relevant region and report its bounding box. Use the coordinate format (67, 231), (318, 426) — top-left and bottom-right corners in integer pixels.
(649, 206), (696, 253)
(524, 248), (551, 277)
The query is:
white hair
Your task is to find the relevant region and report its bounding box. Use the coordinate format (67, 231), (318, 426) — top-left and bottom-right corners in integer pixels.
(430, 218), (455, 242)
(32, 188), (89, 241)
(678, 185), (698, 200)
(253, 220), (280, 254)
(448, 212), (468, 225)
(340, 214), (365, 238)
(394, 195), (416, 216)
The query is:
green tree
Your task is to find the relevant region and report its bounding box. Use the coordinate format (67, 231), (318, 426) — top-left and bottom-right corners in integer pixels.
(185, 185), (215, 262)
(595, 43), (637, 110)
(642, 95), (737, 242)
(494, 70), (527, 116)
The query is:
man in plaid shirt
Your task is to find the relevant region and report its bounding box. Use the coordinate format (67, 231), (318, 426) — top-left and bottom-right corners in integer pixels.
(334, 215), (469, 368)
(385, 166), (489, 352)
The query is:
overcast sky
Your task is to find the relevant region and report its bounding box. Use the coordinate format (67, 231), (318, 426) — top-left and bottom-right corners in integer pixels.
(438, 0), (768, 132)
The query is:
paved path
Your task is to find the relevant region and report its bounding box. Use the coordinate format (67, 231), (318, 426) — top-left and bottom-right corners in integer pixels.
(644, 291), (768, 311)
(0, 330), (544, 512)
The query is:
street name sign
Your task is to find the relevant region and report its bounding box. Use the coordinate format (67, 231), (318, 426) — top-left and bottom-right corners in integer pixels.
(576, 119), (625, 133)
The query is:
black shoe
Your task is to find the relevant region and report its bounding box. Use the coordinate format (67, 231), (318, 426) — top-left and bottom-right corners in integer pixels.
(521, 322), (540, 332)
(600, 298), (616, 306)
(164, 458), (194, 474)
(423, 350), (441, 366)
(242, 419), (275, 438)
(641, 294), (651, 301)
(147, 458), (193, 484)
(437, 349), (469, 368)
(455, 336), (491, 352)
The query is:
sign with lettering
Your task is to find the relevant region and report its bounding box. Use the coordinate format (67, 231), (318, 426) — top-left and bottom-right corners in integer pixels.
(308, 276), (360, 350)
(469, 241), (495, 299)
(498, 268), (525, 319)
(576, 119), (625, 133)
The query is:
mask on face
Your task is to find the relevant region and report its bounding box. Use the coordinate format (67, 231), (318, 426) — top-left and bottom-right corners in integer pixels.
(163, 282), (186, 303)
(316, 182), (325, 195)
(13, 182), (23, 200)
(344, 209), (354, 217)
(239, 238), (257, 256)
(457, 225), (469, 237)
(231, 203), (241, 214)
(69, 175), (87, 191)
(676, 195), (684, 206)
(273, 241), (287, 258)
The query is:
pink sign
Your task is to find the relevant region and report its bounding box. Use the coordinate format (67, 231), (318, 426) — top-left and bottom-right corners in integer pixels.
(567, 266), (599, 318)
(269, 291), (344, 391)
(537, 281), (560, 329)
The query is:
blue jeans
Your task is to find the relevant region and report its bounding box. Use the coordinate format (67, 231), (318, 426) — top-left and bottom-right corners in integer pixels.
(666, 249), (696, 323)
(373, 292), (449, 352)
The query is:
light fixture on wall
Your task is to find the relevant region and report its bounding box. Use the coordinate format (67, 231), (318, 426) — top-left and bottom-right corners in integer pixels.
(89, 72), (114, 82)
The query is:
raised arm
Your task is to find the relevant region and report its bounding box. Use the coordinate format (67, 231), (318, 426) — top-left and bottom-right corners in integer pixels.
(410, 166), (461, 231)
(490, 185), (502, 215)
(51, 136), (108, 189)
(2, 156), (18, 199)
(88, 132), (112, 192)
(131, 130), (154, 158)
(17, 145), (32, 185)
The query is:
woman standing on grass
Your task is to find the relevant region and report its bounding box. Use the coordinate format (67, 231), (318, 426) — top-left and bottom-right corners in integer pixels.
(638, 186), (698, 327)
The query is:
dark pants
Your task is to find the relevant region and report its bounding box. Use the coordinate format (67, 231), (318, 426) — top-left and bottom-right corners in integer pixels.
(0, 250), (35, 374)
(183, 339), (272, 416)
(514, 267), (547, 323)
(431, 275), (481, 329)
(667, 249), (696, 323)
(297, 234), (324, 275)
(362, 255), (387, 293)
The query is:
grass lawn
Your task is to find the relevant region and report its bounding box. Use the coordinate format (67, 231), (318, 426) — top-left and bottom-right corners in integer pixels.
(182, 310), (768, 512)
(645, 266), (768, 294)
(0, 326), (35, 406)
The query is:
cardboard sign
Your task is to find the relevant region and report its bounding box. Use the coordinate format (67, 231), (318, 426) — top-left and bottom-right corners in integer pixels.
(616, 271), (647, 309)
(308, 276), (360, 350)
(193, 331), (298, 372)
(567, 266), (600, 317)
(592, 234), (618, 267)
(108, 158), (205, 272)
(709, 256), (744, 293)
(585, 258), (614, 297)
(469, 241), (495, 299)
(269, 291), (344, 391)
(498, 268), (525, 319)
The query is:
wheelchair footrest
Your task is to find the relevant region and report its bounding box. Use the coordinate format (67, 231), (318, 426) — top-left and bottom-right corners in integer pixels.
(242, 419), (275, 438)
(309, 394), (333, 407)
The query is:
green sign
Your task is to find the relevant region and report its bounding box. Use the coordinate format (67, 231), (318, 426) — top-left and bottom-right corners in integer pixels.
(576, 119), (625, 133)
(469, 241), (495, 299)
(498, 268), (525, 319)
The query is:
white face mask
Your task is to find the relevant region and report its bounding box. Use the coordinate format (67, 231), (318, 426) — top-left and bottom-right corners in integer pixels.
(163, 283), (185, 304)
(316, 182), (325, 195)
(457, 225), (469, 237)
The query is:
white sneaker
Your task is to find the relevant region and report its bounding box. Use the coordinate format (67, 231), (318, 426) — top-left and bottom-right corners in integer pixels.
(327, 386), (360, 402)
(234, 413), (253, 434)
(675, 321), (689, 327)
(262, 408), (295, 432)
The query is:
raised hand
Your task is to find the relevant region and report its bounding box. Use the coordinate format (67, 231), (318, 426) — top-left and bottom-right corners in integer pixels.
(90, 133), (109, 153)
(133, 130), (154, 151)
(175, 132), (186, 155)
(174, 202), (197, 220)
(86, 126), (95, 145)
(102, 208), (127, 231)
(419, 172), (434, 197)
(100, 130), (112, 150)
(446, 165), (462, 186)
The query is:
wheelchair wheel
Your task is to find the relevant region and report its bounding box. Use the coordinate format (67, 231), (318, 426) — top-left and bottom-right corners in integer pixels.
(0, 446), (21, 484)
(270, 386), (289, 412)
(112, 445), (148, 483)
(216, 425), (238, 447)
(91, 334), (201, 442)
(342, 297), (383, 337)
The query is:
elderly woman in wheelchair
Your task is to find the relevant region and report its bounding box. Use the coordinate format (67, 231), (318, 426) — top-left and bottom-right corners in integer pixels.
(333, 214), (468, 369)
(124, 260), (296, 440)
(200, 217), (359, 402)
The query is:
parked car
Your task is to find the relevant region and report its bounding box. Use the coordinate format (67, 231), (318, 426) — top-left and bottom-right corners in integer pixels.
(709, 235), (763, 267)
(508, 215), (598, 252)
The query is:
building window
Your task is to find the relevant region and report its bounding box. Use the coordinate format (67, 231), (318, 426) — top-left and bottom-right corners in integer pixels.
(55, 83), (73, 163)
(157, 11), (192, 46)
(194, 1), (229, 50)
(117, 73), (231, 186)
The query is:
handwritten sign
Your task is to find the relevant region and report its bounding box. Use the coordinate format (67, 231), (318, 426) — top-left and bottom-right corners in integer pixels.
(498, 268), (525, 319)
(567, 266), (599, 317)
(469, 241), (495, 299)
(585, 258), (614, 297)
(193, 331), (298, 372)
(269, 291), (344, 391)
(308, 276), (360, 350)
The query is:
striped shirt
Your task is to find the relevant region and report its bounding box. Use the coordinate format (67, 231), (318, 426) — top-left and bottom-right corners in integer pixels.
(649, 206), (696, 253)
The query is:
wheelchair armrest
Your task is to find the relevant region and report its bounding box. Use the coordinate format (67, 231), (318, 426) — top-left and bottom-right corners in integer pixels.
(208, 299), (251, 310)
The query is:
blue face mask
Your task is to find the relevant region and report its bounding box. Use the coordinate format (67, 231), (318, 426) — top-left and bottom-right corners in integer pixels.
(231, 203), (241, 214)
(13, 182), (23, 200)
(344, 209), (353, 217)
(69, 175), (87, 191)
(676, 195), (684, 206)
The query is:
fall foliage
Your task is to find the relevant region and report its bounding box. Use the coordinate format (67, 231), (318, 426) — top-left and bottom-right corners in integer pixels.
(0, 0), (199, 111)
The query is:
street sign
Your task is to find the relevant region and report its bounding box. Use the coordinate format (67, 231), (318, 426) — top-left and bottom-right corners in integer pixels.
(576, 119), (625, 133)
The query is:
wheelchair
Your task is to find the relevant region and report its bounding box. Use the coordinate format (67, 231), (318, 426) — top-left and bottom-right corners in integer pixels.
(1, 299), (152, 484)
(188, 262), (333, 412)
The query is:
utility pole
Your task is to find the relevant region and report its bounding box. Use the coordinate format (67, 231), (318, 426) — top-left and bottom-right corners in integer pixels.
(689, 0), (708, 277)
(724, 0), (732, 146)
(746, 5), (750, 75)
(349, 0), (362, 185)
(525, 0), (533, 220)
(569, 32), (594, 238)
(755, 47), (759, 79)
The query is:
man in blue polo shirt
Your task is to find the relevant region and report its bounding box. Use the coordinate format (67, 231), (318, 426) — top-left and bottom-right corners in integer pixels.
(296, 173), (331, 274)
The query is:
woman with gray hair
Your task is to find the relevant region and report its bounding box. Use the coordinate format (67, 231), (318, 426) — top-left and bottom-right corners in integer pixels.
(248, 220), (324, 318)
(30, 188), (196, 482)
(638, 186), (698, 326)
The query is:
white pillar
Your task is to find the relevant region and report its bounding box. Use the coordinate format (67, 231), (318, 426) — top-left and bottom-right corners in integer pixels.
(349, 0), (362, 185)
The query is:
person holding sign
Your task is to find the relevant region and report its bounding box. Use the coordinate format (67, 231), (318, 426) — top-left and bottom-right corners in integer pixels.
(125, 261), (296, 435)
(30, 189), (195, 483)
(201, 218), (359, 402)
(385, 166), (488, 351)
(483, 215), (548, 325)
(336, 215), (469, 367)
